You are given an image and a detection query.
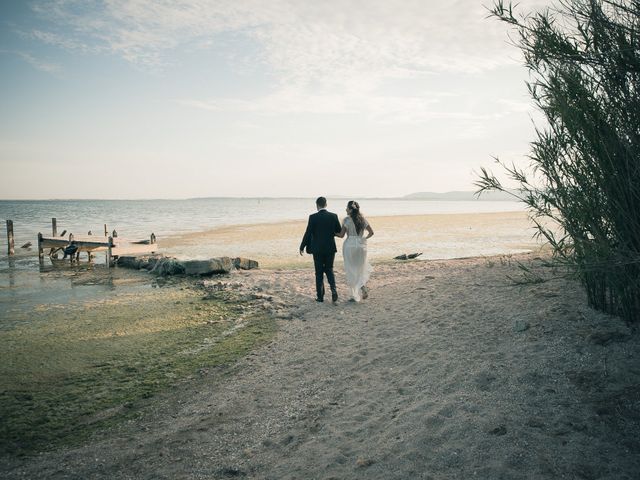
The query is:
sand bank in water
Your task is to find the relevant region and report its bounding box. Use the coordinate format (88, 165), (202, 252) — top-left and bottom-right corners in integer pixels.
(3, 253), (639, 479)
(160, 211), (540, 267)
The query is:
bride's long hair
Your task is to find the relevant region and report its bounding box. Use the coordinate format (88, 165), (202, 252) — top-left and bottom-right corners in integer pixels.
(347, 200), (366, 235)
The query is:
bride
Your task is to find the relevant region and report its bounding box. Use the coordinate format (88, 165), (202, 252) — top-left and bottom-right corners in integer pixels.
(337, 200), (374, 302)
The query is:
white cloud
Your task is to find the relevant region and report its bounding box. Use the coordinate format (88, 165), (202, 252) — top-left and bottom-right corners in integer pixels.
(0, 48), (62, 74)
(20, 52), (62, 73)
(30, 1), (552, 79)
(28, 0), (555, 123)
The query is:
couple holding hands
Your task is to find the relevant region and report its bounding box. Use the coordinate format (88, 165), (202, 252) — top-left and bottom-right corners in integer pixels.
(299, 197), (374, 303)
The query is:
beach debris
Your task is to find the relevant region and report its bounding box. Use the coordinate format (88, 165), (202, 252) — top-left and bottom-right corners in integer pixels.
(217, 467), (246, 477)
(59, 229), (67, 237)
(183, 257), (233, 275)
(393, 252), (422, 260)
(87, 230), (92, 235)
(233, 257), (259, 270)
(356, 457), (375, 468)
(21, 241), (32, 249)
(205, 281), (229, 291)
(112, 229), (118, 238)
(488, 425), (507, 436)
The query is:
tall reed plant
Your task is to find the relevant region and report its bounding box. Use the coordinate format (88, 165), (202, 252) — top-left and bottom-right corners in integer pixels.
(477, 0), (640, 322)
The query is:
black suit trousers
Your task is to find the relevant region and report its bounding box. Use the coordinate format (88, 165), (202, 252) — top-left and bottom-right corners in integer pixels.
(312, 252), (337, 299)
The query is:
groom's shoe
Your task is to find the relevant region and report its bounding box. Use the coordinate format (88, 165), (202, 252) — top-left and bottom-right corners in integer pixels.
(316, 297), (324, 302)
(331, 291), (338, 303)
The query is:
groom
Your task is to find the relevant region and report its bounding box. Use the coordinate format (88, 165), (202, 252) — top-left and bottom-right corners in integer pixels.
(299, 196), (342, 303)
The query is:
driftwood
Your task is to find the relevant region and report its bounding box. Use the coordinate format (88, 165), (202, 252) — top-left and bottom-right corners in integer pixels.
(394, 252), (423, 260)
(21, 242), (32, 249)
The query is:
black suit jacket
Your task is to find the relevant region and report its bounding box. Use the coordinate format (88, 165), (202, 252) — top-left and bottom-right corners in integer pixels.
(300, 209), (342, 255)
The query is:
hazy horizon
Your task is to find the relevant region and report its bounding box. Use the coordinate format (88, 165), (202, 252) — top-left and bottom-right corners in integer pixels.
(0, 189), (518, 202)
(1, 0), (552, 200)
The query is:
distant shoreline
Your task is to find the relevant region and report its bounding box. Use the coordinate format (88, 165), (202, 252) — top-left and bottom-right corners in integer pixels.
(0, 190), (517, 202)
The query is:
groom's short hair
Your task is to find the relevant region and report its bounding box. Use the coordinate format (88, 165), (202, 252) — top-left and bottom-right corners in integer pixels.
(316, 196), (327, 208)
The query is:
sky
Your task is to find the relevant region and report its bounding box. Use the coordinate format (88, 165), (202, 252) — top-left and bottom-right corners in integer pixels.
(0, 0), (552, 199)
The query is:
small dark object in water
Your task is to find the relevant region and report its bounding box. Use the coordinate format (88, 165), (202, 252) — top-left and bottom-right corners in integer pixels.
(394, 254), (408, 260)
(21, 242), (32, 249)
(112, 229), (118, 238)
(59, 230), (67, 237)
(407, 252), (423, 259)
(87, 230), (92, 235)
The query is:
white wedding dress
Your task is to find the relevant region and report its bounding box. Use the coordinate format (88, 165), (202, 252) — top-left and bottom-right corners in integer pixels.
(342, 216), (372, 301)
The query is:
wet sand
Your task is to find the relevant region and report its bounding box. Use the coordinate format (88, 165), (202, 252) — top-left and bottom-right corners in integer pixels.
(159, 211), (539, 267)
(2, 253), (639, 479)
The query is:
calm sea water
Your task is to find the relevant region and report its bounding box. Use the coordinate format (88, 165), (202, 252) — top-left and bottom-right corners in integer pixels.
(0, 197), (524, 248)
(0, 198), (532, 306)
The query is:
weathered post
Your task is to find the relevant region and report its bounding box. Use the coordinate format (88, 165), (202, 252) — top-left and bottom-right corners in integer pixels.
(104, 224), (108, 237)
(38, 232), (43, 259)
(107, 236), (113, 267)
(52, 218), (57, 237)
(7, 220), (15, 256)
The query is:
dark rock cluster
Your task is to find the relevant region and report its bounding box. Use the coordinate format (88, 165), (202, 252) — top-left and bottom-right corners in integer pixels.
(116, 255), (258, 276)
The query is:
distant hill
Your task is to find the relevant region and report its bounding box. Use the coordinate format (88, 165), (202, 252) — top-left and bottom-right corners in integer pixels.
(403, 190), (518, 201)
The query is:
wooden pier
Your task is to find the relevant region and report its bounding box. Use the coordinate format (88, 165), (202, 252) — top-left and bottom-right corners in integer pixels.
(37, 233), (158, 267)
(4, 217), (159, 267)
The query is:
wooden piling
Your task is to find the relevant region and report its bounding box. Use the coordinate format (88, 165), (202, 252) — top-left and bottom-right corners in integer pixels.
(38, 232), (43, 259)
(7, 220), (15, 256)
(52, 218), (57, 237)
(104, 224), (108, 237)
(107, 236), (113, 267)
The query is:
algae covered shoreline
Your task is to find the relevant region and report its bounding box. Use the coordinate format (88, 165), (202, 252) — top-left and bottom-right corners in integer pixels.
(0, 266), (277, 456)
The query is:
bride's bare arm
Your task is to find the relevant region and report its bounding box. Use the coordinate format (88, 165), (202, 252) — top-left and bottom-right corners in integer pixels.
(365, 224), (374, 239)
(336, 225), (347, 238)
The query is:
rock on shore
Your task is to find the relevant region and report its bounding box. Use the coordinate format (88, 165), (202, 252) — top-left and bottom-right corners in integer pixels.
(116, 255), (258, 276)
(183, 258), (233, 275)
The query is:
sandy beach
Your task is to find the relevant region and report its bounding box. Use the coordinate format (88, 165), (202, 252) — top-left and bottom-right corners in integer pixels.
(2, 251), (639, 479)
(159, 211), (540, 268)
